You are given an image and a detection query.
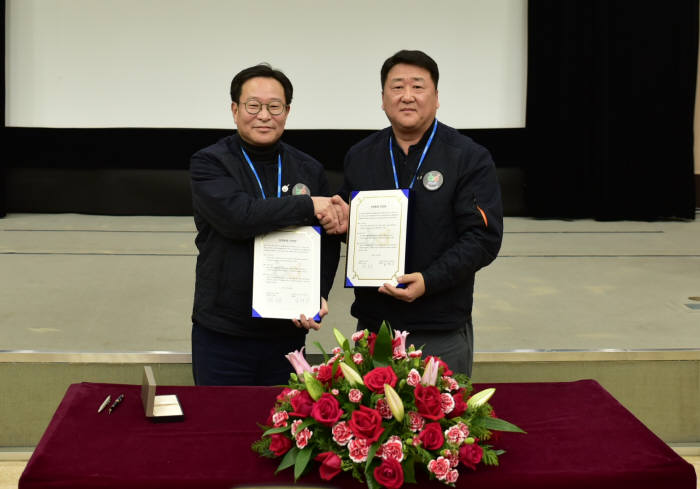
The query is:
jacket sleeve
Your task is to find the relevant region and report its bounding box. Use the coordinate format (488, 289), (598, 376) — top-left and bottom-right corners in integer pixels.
(190, 151), (316, 241)
(420, 146), (504, 296)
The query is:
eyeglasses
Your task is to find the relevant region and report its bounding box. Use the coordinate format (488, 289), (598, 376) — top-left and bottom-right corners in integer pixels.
(241, 100), (287, 116)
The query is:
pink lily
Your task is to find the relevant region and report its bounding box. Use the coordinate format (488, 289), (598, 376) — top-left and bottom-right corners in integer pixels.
(421, 356), (439, 386)
(393, 330), (410, 359)
(285, 347), (312, 376)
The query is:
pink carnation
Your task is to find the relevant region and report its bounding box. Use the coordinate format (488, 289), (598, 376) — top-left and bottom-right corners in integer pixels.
(348, 438), (370, 463)
(348, 389), (363, 403)
(331, 421), (353, 446)
(332, 347), (342, 355)
(444, 425), (466, 445)
(291, 419), (303, 436)
(353, 353), (364, 364)
(352, 331), (366, 342)
(427, 456), (451, 480)
(446, 469), (459, 483)
(442, 449), (460, 468)
(295, 427), (312, 449)
(408, 411), (425, 432)
(442, 376), (460, 392)
(380, 435), (404, 462)
(406, 369), (421, 387)
(408, 349), (423, 358)
(272, 410), (288, 427)
(441, 393), (455, 414)
(376, 398), (393, 419)
(457, 422), (470, 438)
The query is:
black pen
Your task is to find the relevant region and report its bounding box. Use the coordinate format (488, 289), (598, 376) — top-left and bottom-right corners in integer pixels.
(108, 394), (125, 414)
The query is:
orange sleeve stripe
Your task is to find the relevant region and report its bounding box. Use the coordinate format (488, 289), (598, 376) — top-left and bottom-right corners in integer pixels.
(477, 205), (488, 227)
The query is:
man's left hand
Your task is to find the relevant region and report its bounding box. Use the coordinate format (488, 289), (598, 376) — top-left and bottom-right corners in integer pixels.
(292, 297), (328, 330)
(378, 273), (426, 302)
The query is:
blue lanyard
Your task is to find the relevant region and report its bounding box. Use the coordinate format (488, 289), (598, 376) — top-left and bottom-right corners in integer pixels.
(240, 147), (282, 199)
(389, 119), (438, 189)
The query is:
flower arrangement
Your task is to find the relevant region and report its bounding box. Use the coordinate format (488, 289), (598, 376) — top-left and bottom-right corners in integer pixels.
(251, 323), (524, 488)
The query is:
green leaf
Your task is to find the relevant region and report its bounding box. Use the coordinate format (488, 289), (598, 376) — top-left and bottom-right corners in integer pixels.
(481, 416), (526, 433)
(262, 425), (291, 436)
(373, 321), (393, 367)
(313, 341), (329, 364)
(294, 447), (313, 480)
(364, 461), (381, 489)
(403, 455), (417, 484)
(275, 446), (298, 473)
(365, 442), (381, 471)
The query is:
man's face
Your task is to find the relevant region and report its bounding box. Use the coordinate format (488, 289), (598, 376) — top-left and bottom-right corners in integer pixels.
(382, 63), (439, 136)
(232, 76), (290, 146)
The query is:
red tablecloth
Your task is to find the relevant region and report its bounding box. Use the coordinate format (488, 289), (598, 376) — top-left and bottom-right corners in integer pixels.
(19, 380), (695, 489)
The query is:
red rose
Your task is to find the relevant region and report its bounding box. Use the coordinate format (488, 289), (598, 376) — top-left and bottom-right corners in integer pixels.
(268, 433), (292, 456)
(447, 388), (467, 419)
(414, 384), (445, 420)
(459, 443), (483, 470)
(373, 458), (404, 489)
(417, 422), (444, 450)
(314, 451), (342, 481)
(348, 405), (384, 444)
(316, 364), (343, 385)
(363, 366), (398, 393)
(289, 390), (314, 417)
(367, 332), (377, 355)
(311, 393), (344, 427)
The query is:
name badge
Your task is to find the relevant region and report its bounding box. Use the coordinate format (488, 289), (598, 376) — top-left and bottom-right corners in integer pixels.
(422, 170), (444, 191)
(292, 183), (310, 195)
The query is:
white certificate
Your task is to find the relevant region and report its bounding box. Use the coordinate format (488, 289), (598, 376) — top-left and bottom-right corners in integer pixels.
(252, 226), (321, 320)
(345, 189), (409, 287)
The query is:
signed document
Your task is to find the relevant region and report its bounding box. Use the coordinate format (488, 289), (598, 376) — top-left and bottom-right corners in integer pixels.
(252, 226), (321, 320)
(345, 189), (409, 287)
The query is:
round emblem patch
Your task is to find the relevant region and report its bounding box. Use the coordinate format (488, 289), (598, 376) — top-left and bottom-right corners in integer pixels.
(281, 184), (289, 193)
(292, 183), (310, 195)
(422, 170), (444, 191)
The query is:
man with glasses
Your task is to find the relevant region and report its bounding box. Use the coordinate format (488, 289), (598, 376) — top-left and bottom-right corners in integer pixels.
(327, 50), (503, 376)
(189, 63), (341, 385)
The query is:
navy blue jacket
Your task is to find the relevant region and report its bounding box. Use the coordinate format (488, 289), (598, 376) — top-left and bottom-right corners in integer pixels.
(339, 121), (503, 332)
(190, 134), (340, 339)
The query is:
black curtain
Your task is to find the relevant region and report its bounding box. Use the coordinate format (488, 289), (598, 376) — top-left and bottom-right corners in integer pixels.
(525, 0), (697, 220)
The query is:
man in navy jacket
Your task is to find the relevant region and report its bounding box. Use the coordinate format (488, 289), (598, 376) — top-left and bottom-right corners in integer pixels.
(330, 51), (503, 376)
(190, 64), (340, 385)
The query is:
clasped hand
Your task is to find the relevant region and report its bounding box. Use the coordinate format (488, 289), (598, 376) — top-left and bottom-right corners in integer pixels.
(312, 195), (349, 235)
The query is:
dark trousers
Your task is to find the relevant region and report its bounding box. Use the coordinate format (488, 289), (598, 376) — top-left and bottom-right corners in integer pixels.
(357, 320), (474, 377)
(191, 324), (305, 386)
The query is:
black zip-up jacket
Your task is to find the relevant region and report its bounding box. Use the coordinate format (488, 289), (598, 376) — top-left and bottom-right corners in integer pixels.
(339, 121), (503, 332)
(190, 134), (340, 339)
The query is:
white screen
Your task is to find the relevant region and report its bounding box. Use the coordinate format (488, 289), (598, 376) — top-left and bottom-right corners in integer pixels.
(5, 0), (527, 129)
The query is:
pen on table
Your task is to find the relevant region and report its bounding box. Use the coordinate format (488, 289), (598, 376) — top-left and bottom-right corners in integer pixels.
(97, 395), (111, 413)
(108, 394), (125, 414)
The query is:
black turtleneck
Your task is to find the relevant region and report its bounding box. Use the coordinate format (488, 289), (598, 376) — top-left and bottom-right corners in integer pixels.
(238, 136), (283, 198)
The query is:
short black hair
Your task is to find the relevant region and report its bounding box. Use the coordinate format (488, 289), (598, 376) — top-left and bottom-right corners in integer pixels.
(380, 50), (439, 90)
(230, 63), (293, 104)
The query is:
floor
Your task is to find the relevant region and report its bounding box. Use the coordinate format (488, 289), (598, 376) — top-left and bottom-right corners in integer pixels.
(1, 213), (698, 354)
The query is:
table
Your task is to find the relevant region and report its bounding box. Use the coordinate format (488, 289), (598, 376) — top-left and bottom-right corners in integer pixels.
(19, 380), (696, 489)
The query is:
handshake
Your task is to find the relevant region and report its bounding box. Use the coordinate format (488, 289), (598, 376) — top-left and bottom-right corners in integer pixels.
(311, 195), (350, 235)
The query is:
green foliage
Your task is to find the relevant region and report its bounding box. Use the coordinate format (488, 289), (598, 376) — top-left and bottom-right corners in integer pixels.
(372, 321), (394, 367)
(250, 437), (275, 458)
(481, 416), (526, 434)
(275, 446), (298, 473)
(294, 447), (313, 480)
(481, 446), (500, 466)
